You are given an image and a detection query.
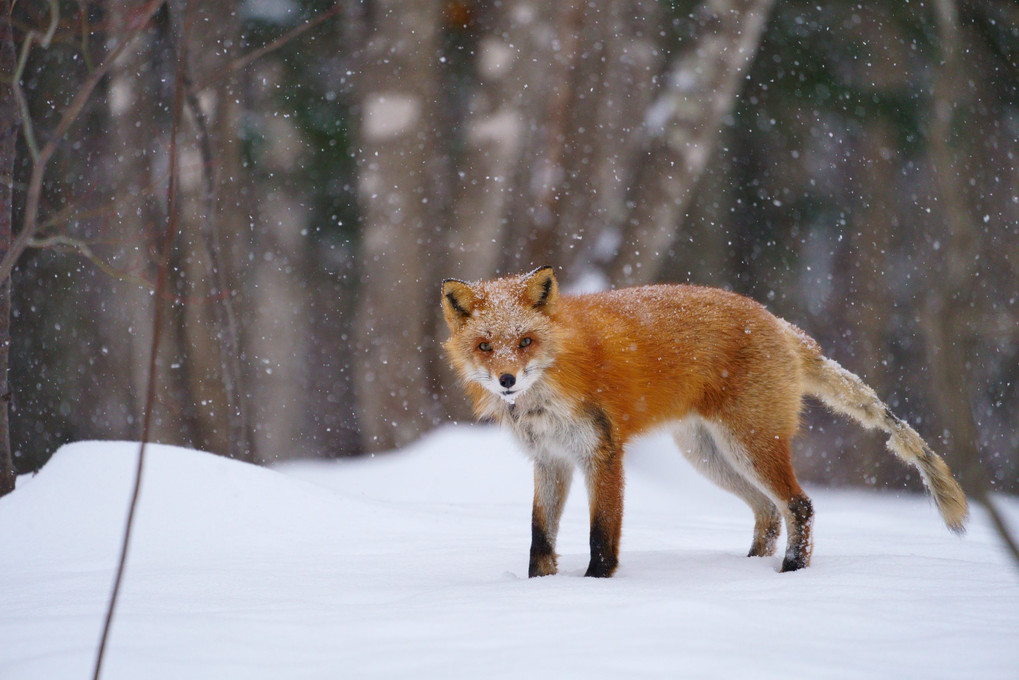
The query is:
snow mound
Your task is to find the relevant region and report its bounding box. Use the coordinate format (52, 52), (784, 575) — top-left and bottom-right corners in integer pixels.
(1, 429), (1017, 679)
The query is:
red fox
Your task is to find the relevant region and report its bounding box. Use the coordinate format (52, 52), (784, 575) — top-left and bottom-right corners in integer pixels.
(441, 266), (968, 577)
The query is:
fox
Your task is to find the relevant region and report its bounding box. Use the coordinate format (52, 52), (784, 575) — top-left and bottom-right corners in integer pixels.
(440, 266), (968, 577)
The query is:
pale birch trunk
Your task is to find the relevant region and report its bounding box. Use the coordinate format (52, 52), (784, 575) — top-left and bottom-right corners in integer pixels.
(445, 0), (774, 287)
(605, 0), (776, 286)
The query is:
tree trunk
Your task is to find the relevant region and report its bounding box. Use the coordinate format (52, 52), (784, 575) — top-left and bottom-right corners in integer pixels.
(444, 0), (560, 282)
(455, 0), (665, 283)
(552, 0), (663, 279)
(0, 0), (16, 495)
(490, 0), (587, 275)
(443, 0), (774, 289)
(169, 0), (252, 460)
(103, 1), (176, 445)
(605, 0), (776, 286)
(353, 0), (447, 451)
(102, 0), (251, 460)
(924, 0), (1017, 562)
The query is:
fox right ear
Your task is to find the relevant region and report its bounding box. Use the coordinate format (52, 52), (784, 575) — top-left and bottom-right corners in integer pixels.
(441, 278), (477, 329)
(522, 265), (558, 311)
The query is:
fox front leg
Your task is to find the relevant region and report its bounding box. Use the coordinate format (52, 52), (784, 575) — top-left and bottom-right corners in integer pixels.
(529, 457), (573, 577)
(584, 443), (625, 578)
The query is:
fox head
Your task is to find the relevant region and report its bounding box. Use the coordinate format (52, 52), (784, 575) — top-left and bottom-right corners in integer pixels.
(441, 266), (559, 404)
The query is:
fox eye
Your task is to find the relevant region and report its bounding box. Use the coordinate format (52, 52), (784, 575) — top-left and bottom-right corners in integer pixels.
(519, 337), (533, 348)
(478, 341), (492, 352)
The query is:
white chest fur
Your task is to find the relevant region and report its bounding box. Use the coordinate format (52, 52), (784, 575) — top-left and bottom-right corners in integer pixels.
(503, 387), (599, 467)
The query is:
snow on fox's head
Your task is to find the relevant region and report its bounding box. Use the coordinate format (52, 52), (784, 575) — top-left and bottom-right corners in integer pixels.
(441, 266), (559, 404)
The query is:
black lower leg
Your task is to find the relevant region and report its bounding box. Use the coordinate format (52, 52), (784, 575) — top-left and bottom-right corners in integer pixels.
(780, 495), (814, 572)
(529, 515), (557, 577)
(585, 519), (618, 578)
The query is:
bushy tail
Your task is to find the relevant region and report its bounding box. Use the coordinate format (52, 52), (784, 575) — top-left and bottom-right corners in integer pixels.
(795, 336), (968, 533)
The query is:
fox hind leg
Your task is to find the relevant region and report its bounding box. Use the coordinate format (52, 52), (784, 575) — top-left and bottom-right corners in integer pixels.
(779, 493), (813, 572)
(749, 505), (783, 558)
(719, 426), (813, 572)
(673, 421), (782, 558)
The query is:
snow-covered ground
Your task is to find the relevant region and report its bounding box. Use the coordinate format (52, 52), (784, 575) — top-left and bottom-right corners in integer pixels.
(1, 426), (1016, 679)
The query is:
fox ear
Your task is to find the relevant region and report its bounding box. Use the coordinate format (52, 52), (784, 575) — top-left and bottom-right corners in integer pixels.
(522, 266), (558, 312)
(441, 278), (478, 329)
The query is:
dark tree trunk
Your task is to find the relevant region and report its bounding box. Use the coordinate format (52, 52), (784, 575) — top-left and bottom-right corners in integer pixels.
(0, 0), (17, 496)
(924, 0), (1018, 563)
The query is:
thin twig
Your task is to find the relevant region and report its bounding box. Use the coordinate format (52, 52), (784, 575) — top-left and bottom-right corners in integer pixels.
(1, 0), (164, 286)
(27, 235), (153, 288)
(194, 2), (343, 93)
(8, 1), (340, 289)
(11, 0), (60, 160)
(28, 234), (241, 306)
(92, 7), (186, 677)
(36, 172), (165, 232)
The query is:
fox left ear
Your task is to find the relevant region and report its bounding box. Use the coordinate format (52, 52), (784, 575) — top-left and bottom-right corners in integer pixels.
(441, 278), (478, 329)
(522, 266), (558, 312)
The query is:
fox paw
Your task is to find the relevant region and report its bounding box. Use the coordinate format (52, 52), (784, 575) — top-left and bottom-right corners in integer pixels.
(528, 553), (557, 578)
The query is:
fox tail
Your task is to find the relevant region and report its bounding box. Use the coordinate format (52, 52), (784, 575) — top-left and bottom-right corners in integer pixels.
(791, 327), (968, 533)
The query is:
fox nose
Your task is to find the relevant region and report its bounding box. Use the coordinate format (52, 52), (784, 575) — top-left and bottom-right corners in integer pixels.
(498, 373), (516, 389)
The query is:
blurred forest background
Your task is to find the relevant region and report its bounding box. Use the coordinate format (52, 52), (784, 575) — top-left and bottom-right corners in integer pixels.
(2, 0), (1017, 497)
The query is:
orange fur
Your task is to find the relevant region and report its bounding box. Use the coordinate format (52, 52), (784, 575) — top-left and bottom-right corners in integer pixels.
(441, 267), (967, 577)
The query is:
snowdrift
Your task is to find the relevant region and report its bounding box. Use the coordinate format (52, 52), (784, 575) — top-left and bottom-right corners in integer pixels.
(1, 427), (1016, 679)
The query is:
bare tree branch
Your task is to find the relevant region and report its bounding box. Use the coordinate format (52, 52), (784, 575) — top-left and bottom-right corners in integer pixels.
(194, 2), (344, 94)
(11, 0), (60, 160)
(35, 168), (167, 233)
(27, 235), (153, 287)
(1, 0), (164, 286)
